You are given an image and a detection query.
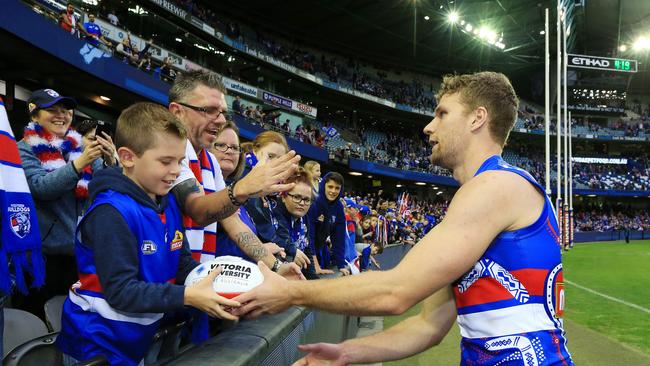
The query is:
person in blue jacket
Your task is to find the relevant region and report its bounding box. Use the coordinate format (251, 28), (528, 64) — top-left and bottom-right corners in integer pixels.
(274, 167), (316, 278)
(308, 172), (348, 275)
(56, 103), (239, 365)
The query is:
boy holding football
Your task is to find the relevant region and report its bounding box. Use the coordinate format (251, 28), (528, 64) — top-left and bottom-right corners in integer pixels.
(56, 103), (239, 365)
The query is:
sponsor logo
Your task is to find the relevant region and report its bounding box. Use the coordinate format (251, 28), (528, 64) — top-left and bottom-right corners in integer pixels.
(297, 103), (313, 114)
(554, 281), (565, 318)
(44, 89), (60, 98)
(79, 44), (111, 65)
(141, 240), (157, 255)
(207, 262), (252, 279)
(170, 230), (184, 251)
(8, 204), (31, 238)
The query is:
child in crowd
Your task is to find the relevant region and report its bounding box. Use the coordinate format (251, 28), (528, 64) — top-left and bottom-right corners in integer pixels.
(56, 103), (239, 365)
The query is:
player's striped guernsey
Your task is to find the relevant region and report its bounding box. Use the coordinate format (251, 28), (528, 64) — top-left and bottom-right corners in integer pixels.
(56, 191), (185, 365)
(454, 155), (573, 365)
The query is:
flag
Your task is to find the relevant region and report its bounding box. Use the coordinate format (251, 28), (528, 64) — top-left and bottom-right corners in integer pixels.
(0, 98), (44, 294)
(321, 125), (339, 141)
(398, 192), (410, 218)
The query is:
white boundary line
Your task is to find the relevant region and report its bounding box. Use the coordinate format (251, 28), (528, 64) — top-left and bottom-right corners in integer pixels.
(566, 279), (650, 315)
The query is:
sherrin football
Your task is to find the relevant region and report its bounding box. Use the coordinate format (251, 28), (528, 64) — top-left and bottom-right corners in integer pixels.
(184, 256), (264, 298)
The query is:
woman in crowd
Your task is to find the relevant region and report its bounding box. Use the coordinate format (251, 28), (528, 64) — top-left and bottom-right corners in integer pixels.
(240, 131), (299, 262)
(17, 89), (116, 317)
(210, 121), (259, 260)
(303, 160), (321, 193)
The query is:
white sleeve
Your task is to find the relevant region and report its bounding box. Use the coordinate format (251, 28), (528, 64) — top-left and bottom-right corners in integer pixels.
(172, 141), (198, 188)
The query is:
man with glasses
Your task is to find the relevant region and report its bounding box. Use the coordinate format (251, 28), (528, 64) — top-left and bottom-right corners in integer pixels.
(274, 168), (316, 278)
(167, 70), (303, 287)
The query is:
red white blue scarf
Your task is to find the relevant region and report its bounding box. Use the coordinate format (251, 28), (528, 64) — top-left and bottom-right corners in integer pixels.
(0, 99), (45, 294)
(22, 121), (92, 199)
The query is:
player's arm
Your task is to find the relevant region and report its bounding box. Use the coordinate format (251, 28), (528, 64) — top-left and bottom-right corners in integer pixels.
(293, 287), (456, 366)
(234, 171), (531, 317)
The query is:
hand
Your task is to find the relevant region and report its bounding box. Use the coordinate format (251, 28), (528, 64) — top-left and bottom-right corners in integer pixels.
(73, 140), (103, 171)
(264, 242), (286, 259)
(235, 151), (301, 199)
(339, 268), (351, 276)
(231, 261), (293, 318)
(278, 262), (306, 281)
(293, 249), (311, 269)
(315, 267), (334, 275)
(183, 266), (241, 320)
(292, 343), (348, 366)
(96, 132), (117, 166)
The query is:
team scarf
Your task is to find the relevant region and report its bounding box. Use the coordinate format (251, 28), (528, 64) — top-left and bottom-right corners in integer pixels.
(184, 144), (218, 263)
(0, 99), (45, 294)
(22, 121), (92, 199)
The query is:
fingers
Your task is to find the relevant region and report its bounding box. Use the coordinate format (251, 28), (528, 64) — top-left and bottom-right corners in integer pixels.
(214, 293), (241, 308)
(269, 182), (296, 193)
(291, 357), (309, 366)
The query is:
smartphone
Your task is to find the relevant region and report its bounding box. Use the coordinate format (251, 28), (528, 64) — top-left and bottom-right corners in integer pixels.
(95, 120), (113, 139)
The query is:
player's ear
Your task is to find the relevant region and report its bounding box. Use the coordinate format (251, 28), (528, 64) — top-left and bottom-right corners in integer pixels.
(470, 106), (489, 132)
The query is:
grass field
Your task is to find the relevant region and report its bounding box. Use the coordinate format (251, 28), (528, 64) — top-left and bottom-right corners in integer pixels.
(382, 240), (650, 365)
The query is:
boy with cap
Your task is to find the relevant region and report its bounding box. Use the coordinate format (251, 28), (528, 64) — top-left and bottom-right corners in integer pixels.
(56, 103), (239, 365)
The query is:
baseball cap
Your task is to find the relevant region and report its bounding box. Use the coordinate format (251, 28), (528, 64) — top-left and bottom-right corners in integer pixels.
(28, 88), (77, 114)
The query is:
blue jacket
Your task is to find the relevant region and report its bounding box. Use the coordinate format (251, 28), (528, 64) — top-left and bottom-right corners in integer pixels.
(18, 140), (103, 255)
(308, 173), (347, 269)
(56, 167), (196, 365)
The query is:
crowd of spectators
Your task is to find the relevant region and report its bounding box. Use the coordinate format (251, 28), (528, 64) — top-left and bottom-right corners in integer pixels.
(574, 208), (650, 232)
(169, 0), (437, 111)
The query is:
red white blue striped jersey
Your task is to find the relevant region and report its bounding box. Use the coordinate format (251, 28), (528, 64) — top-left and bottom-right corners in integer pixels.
(454, 155), (573, 365)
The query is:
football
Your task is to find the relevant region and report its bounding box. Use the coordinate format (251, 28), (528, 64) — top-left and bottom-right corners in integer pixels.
(184, 256), (264, 298)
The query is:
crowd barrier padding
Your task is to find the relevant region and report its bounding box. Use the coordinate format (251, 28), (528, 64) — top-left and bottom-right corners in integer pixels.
(168, 244), (411, 365)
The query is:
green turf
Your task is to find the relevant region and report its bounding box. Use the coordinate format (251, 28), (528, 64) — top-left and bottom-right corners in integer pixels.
(380, 240), (650, 365)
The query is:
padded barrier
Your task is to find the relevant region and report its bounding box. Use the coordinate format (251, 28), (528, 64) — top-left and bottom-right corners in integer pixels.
(167, 244), (411, 365)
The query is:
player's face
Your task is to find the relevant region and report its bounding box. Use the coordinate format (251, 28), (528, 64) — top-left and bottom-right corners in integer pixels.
(128, 132), (186, 200)
(324, 180), (341, 202)
(423, 93), (471, 169)
(211, 128), (240, 178)
(283, 182), (313, 218)
(34, 104), (72, 138)
(255, 142), (286, 164)
(177, 84), (228, 151)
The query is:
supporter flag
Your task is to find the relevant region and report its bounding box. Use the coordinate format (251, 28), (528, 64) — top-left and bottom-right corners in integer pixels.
(321, 125), (339, 141)
(0, 97), (45, 294)
(398, 192), (410, 218)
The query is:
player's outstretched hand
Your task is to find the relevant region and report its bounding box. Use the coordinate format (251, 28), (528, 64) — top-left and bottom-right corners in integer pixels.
(292, 343), (348, 366)
(231, 261), (294, 318)
(184, 266), (241, 321)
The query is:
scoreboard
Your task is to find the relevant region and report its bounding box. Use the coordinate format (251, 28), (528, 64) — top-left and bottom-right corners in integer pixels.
(568, 54), (638, 73)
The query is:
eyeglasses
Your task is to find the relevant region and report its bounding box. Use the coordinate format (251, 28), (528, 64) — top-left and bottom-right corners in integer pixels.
(177, 102), (230, 120)
(213, 143), (242, 154)
(287, 193), (312, 205)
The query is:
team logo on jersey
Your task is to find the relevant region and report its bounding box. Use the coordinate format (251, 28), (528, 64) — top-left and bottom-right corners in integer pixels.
(8, 204), (31, 238)
(170, 230), (184, 251)
(141, 240), (157, 255)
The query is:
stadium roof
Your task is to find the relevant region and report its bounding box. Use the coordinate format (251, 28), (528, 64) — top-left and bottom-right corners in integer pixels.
(211, 0), (649, 93)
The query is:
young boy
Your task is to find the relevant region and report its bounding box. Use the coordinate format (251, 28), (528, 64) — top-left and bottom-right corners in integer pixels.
(56, 103), (239, 365)
(308, 172), (347, 274)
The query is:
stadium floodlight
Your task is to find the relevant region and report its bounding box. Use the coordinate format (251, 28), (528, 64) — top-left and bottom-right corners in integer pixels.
(460, 20), (465, 26)
(175, 38), (182, 42)
(424, 15), (430, 21)
(540, 30), (546, 35)
(473, 28), (480, 35)
(349, 172), (363, 176)
(633, 37), (649, 50)
(396, 184), (403, 188)
(448, 11), (459, 24)
(415, 182), (427, 186)
(465, 23), (473, 32)
(99, 96), (111, 101)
